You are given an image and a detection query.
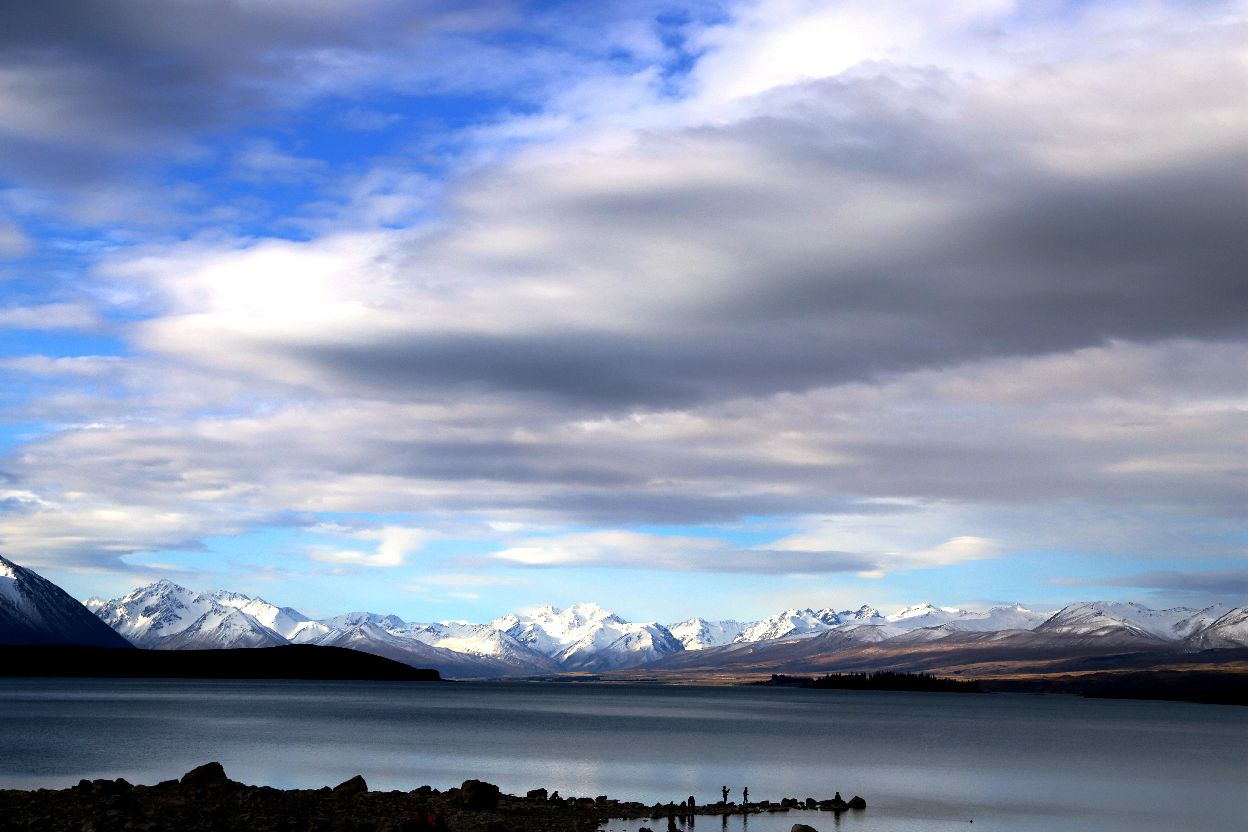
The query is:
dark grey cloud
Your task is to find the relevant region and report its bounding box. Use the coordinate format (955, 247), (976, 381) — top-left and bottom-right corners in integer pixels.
(1057, 568), (1248, 599)
(264, 154), (1247, 411)
(0, 0), (712, 220)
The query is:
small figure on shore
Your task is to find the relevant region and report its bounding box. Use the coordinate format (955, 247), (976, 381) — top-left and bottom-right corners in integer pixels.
(722, 786), (729, 804)
(742, 788), (749, 806)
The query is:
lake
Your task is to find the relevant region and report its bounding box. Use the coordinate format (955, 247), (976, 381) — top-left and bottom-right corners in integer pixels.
(0, 679), (1243, 832)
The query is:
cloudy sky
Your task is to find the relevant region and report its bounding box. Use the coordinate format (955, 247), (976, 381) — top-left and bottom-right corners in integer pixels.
(0, 0), (1244, 622)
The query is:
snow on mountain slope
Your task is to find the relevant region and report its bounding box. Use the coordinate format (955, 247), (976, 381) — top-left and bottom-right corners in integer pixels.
(158, 605), (286, 649)
(493, 603), (684, 669)
(838, 605), (887, 625)
(0, 554), (132, 648)
(211, 590), (332, 643)
(395, 621), (560, 672)
(90, 580), (289, 649)
(733, 608), (841, 643)
(1037, 601), (1227, 642)
(319, 611), (408, 631)
(309, 622), (531, 678)
(554, 620), (685, 671)
(887, 602), (1051, 632)
(1185, 607), (1248, 649)
(1169, 604), (1235, 639)
(1035, 602), (1173, 643)
(667, 617), (750, 650)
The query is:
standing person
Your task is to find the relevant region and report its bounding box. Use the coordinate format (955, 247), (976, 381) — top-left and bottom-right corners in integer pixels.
(722, 786), (729, 804)
(742, 788), (749, 806)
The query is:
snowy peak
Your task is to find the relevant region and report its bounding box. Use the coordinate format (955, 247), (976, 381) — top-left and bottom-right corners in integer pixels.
(0, 554), (131, 648)
(667, 618), (748, 650)
(734, 607), (845, 643)
(1186, 607), (1248, 649)
(888, 603), (954, 622)
(884, 602), (1050, 633)
(92, 580), (315, 650)
(1038, 601), (1230, 642)
(839, 605), (885, 623)
(394, 620), (560, 671)
(494, 602), (682, 669)
(319, 611), (407, 632)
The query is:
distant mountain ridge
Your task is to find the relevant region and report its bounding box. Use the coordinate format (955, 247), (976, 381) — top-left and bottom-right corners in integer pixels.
(0, 554), (1226, 678)
(78, 574), (1248, 678)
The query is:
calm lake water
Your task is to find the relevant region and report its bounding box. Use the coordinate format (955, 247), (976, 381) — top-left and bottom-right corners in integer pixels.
(0, 679), (1243, 832)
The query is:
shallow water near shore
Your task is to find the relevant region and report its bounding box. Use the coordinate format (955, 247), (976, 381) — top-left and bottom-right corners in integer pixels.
(1, 678), (1243, 832)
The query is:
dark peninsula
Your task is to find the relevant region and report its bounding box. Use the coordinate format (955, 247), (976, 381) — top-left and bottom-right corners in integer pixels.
(0, 644), (441, 682)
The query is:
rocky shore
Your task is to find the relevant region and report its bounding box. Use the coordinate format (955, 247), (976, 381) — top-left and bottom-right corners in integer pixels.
(0, 763), (865, 832)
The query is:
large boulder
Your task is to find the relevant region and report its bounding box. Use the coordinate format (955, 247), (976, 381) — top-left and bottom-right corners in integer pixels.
(334, 774), (369, 795)
(526, 788), (548, 801)
(180, 762), (229, 787)
(792, 824), (819, 832)
(460, 779), (501, 810)
(847, 796), (866, 810)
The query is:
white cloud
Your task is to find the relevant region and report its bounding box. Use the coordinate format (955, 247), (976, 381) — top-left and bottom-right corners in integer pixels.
(307, 525), (428, 568)
(0, 219), (31, 257)
(0, 303), (100, 331)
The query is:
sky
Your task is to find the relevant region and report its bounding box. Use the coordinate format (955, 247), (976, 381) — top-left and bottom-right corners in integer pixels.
(0, 0), (1245, 624)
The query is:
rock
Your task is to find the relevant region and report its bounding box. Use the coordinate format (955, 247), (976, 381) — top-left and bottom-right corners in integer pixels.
(526, 788), (548, 801)
(334, 775), (369, 795)
(847, 796), (866, 810)
(459, 779), (500, 810)
(791, 824), (819, 832)
(804, 798), (817, 809)
(180, 762), (229, 787)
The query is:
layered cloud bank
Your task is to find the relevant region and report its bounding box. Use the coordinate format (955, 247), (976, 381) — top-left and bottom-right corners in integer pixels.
(0, 1), (1244, 615)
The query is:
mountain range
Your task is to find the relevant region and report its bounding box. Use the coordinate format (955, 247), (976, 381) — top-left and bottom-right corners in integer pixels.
(3, 553), (1245, 680)
(83, 575), (1247, 678)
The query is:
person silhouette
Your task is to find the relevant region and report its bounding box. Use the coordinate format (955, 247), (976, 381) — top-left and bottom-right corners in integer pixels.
(721, 786), (729, 804)
(742, 788), (749, 806)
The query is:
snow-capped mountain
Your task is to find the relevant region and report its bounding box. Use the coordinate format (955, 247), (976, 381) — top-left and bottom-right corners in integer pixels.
(320, 611), (408, 632)
(88, 580), (287, 649)
(733, 608), (840, 643)
(1185, 607), (1248, 649)
(667, 618), (749, 650)
(732, 606), (887, 644)
(394, 621), (560, 671)
(1035, 601), (1233, 643)
(886, 602), (1051, 633)
(307, 621), (532, 678)
(492, 602), (684, 670)
(0, 554), (131, 648)
(211, 590), (332, 643)
(1033, 602), (1170, 645)
(87, 581), (558, 677)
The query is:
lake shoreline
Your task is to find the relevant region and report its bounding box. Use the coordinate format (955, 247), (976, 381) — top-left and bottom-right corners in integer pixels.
(0, 763), (863, 832)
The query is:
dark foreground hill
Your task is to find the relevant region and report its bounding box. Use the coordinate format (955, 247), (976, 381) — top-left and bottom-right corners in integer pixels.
(0, 644), (440, 681)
